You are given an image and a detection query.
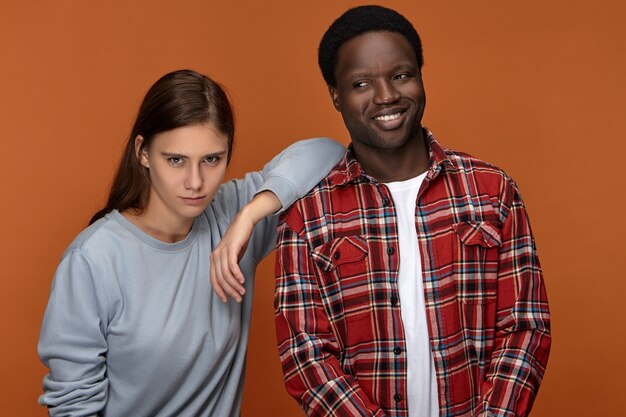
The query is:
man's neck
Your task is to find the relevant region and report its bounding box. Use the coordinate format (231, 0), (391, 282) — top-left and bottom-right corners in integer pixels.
(353, 130), (430, 183)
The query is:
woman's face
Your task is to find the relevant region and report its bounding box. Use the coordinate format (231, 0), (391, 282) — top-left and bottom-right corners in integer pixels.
(138, 123), (229, 224)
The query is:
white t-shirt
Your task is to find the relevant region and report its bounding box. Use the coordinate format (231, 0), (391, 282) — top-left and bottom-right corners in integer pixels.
(386, 172), (439, 417)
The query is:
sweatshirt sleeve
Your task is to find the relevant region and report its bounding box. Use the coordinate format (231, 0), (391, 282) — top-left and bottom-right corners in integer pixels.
(211, 137), (344, 261)
(38, 249), (110, 417)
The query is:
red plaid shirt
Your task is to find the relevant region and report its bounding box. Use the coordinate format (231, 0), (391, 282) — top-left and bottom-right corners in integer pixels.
(274, 130), (551, 417)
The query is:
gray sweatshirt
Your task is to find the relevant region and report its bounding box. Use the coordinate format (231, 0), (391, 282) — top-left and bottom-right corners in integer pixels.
(38, 138), (344, 417)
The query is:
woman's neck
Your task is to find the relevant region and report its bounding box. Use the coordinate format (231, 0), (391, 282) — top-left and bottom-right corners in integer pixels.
(122, 206), (194, 243)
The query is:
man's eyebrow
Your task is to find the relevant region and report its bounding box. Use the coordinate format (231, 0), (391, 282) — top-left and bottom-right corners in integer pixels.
(346, 71), (373, 80)
(391, 63), (418, 72)
(345, 64), (418, 81)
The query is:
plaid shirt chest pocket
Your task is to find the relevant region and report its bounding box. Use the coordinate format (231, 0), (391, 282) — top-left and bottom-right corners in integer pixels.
(449, 220), (502, 304)
(310, 235), (373, 323)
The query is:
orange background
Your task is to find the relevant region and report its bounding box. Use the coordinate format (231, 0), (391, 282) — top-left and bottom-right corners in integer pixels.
(1, 1), (624, 416)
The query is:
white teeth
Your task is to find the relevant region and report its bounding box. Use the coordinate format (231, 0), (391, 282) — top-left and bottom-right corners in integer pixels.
(375, 112), (402, 121)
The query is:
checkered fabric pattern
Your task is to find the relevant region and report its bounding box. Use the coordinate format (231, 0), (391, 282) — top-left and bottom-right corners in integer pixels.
(274, 129), (551, 417)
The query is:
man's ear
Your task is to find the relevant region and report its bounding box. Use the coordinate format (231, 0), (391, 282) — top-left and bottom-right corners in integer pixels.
(135, 135), (149, 168)
(328, 86), (341, 111)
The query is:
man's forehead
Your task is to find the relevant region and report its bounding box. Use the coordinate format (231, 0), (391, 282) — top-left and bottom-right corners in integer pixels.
(335, 31), (418, 73)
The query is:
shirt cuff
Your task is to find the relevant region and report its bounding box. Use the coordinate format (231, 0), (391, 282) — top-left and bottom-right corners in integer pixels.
(256, 176), (299, 214)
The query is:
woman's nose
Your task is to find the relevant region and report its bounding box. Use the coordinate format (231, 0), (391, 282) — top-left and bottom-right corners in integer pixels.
(184, 166), (204, 190)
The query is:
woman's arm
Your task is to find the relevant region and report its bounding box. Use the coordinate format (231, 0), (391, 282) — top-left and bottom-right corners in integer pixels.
(211, 138), (344, 221)
(209, 137), (344, 302)
(38, 250), (109, 416)
(210, 191), (281, 302)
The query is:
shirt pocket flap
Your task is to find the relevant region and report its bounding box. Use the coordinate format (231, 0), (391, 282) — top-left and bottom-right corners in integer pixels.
(311, 235), (368, 272)
(453, 221), (502, 248)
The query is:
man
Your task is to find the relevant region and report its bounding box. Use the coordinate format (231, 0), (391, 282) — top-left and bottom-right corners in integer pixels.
(274, 5), (550, 417)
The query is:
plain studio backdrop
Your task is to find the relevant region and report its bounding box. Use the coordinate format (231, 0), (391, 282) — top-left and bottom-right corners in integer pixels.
(1, 1), (624, 416)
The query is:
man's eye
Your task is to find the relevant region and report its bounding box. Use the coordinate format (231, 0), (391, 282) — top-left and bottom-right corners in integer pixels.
(394, 73), (409, 80)
(353, 81), (369, 88)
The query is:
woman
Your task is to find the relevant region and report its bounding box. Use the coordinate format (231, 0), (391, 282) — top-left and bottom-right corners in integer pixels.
(38, 69), (343, 416)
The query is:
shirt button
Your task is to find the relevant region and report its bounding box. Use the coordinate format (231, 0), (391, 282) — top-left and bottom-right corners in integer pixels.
(393, 347), (402, 355)
(333, 251), (341, 260)
(394, 393), (402, 402)
(387, 246), (395, 255)
(382, 197), (389, 206)
(390, 295), (398, 306)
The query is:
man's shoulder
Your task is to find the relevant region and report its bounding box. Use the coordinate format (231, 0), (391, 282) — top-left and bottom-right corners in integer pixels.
(279, 163), (347, 236)
(442, 147), (516, 184)
(294, 164), (346, 202)
(438, 146), (525, 216)
(426, 129), (516, 186)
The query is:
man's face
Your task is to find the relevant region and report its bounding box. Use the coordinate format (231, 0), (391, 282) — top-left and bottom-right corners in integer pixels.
(329, 31), (426, 153)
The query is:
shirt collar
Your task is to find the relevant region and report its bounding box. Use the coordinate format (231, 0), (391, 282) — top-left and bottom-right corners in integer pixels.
(328, 127), (453, 186)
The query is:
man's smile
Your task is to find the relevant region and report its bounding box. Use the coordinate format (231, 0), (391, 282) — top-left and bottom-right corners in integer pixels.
(374, 112), (403, 122)
(371, 107), (409, 130)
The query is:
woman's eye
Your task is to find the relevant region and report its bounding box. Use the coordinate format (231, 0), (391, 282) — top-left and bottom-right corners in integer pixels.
(168, 157), (183, 166)
(204, 156), (219, 164)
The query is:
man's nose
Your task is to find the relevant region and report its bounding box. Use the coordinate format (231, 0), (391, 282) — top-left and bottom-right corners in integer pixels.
(373, 80), (400, 105)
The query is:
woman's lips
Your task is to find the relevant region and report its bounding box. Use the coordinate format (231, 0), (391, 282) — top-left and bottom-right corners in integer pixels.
(180, 196), (206, 205)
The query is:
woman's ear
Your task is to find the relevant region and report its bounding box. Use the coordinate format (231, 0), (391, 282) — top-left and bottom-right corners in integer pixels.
(135, 135), (149, 168)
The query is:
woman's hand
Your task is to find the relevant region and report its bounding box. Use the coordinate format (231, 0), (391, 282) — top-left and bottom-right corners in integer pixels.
(210, 191), (282, 302)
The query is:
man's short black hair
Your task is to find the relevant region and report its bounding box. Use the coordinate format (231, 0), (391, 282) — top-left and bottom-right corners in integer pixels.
(318, 5), (424, 88)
